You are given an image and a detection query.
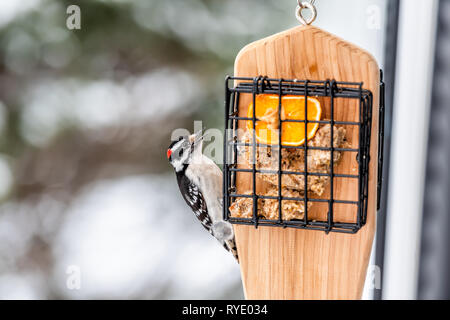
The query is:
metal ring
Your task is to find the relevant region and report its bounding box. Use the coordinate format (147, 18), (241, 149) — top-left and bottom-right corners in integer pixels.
(295, 1), (317, 26)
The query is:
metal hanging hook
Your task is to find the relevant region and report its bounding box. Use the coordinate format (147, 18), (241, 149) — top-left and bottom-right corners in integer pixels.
(297, 0), (316, 5)
(295, 0), (317, 26)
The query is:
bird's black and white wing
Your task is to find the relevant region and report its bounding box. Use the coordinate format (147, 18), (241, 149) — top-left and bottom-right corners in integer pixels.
(177, 174), (213, 233)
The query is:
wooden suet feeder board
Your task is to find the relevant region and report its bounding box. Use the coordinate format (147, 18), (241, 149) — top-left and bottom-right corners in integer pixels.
(223, 23), (383, 300)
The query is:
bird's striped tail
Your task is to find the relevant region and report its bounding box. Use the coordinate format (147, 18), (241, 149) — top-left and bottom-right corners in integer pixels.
(224, 238), (239, 263)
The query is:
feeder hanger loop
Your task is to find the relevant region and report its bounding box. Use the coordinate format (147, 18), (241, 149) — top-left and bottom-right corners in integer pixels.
(295, 0), (317, 26)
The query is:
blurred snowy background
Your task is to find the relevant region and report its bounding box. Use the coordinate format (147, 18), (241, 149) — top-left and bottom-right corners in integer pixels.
(0, 0), (386, 299)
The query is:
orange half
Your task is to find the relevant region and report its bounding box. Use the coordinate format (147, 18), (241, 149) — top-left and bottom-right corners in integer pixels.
(247, 94), (322, 146)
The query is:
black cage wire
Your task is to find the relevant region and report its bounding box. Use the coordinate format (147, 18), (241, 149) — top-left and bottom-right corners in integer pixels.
(223, 74), (385, 234)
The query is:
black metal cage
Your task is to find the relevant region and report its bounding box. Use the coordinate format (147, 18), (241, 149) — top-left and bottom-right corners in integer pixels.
(223, 75), (384, 234)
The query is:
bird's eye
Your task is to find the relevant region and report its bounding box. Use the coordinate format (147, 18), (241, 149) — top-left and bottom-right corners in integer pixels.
(179, 148), (184, 157)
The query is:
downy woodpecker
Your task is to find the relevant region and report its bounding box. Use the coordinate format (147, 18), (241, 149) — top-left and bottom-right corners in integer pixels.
(167, 132), (238, 261)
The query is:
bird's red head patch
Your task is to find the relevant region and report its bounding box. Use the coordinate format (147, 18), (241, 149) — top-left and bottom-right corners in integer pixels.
(167, 149), (172, 159)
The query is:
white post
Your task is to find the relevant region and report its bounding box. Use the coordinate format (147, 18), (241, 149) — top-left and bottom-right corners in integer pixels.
(383, 0), (439, 300)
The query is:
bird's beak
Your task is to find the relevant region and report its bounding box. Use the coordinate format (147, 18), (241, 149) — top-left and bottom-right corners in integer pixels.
(189, 129), (205, 148)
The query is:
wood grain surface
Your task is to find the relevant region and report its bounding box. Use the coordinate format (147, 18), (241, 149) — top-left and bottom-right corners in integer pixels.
(233, 25), (380, 300)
